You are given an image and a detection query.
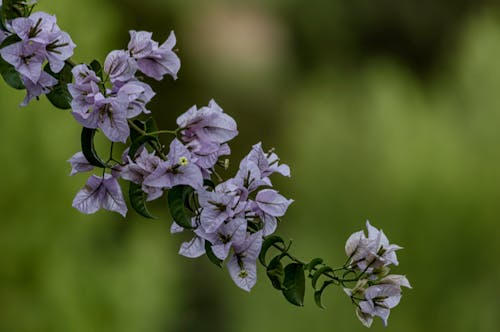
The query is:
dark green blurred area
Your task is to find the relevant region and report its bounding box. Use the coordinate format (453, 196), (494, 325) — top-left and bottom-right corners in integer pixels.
(1, 0), (500, 331)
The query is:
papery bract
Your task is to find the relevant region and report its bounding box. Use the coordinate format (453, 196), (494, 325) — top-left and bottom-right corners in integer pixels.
(20, 70), (57, 106)
(72, 174), (127, 217)
(128, 30), (180, 80)
(67, 152), (94, 176)
(142, 139), (203, 190)
(227, 231), (263, 292)
(104, 49), (137, 84)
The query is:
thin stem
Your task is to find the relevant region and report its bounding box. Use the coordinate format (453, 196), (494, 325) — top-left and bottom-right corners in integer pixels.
(148, 130), (177, 136)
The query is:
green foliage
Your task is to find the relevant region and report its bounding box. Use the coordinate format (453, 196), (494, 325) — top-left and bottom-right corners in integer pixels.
(266, 254), (285, 290)
(167, 185), (195, 229)
(282, 263), (305, 306)
(205, 240), (223, 268)
(129, 182), (156, 219)
(44, 63), (73, 109)
(0, 57), (24, 89)
(81, 127), (109, 168)
(259, 235), (285, 266)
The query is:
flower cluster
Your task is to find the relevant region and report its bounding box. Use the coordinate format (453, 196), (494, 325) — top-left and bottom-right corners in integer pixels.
(343, 221), (411, 327)
(68, 30), (179, 143)
(0, 7), (75, 105)
(171, 141), (293, 291)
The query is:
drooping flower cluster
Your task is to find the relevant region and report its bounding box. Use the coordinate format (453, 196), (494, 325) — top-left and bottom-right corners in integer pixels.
(68, 30), (179, 143)
(0, 9), (75, 105)
(170, 141), (293, 291)
(343, 221), (411, 327)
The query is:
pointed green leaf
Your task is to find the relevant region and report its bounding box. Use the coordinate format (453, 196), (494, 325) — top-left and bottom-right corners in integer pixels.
(44, 63), (73, 109)
(81, 127), (109, 168)
(0, 33), (21, 49)
(266, 254), (285, 290)
(0, 57), (24, 90)
(314, 280), (335, 309)
(305, 257), (324, 272)
(129, 182), (156, 219)
(259, 235), (285, 267)
(167, 185), (195, 229)
(311, 266), (334, 289)
(282, 263), (305, 306)
(89, 59), (103, 80)
(205, 241), (223, 268)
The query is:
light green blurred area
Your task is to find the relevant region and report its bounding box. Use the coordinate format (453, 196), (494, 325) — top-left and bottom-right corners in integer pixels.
(1, 1), (500, 331)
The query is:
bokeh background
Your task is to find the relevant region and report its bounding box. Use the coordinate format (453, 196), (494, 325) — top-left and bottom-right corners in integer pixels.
(1, 0), (500, 331)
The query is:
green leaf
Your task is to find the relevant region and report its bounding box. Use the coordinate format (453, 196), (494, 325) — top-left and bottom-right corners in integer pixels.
(81, 127), (109, 168)
(314, 280), (335, 309)
(205, 241), (223, 268)
(129, 182), (156, 219)
(167, 185), (195, 229)
(305, 257), (324, 272)
(311, 266), (334, 289)
(44, 63), (73, 109)
(0, 34), (21, 48)
(266, 254), (285, 290)
(128, 135), (158, 159)
(144, 117), (159, 134)
(203, 179), (215, 189)
(0, 57), (24, 89)
(259, 235), (286, 266)
(282, 263), (305, 306)
(89, 59), (103, 80)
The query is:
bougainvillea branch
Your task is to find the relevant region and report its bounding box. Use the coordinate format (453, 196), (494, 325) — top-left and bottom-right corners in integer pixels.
(0, 0), (410, 327)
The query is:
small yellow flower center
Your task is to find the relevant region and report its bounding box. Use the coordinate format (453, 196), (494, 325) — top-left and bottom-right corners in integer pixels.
(179, 156), (189, 166)
(238, 270), (248, 278)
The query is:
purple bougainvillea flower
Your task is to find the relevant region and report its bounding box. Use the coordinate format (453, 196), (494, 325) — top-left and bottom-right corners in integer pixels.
(178, 236), (206, 258)
(10, 12), (75, 73)
(128, 30), (180, 80)
(72, 174), (127, 217)
(244, 142), (290, 179)
(44, 30), (75, 73)
(255, 189), (293, 217)
(120, 149), (164, 201)
(20, 70), (57, 106)
(357, 284), (403, 327)
(142, 139), (203, 190)
(196, 217), (247, 260)
(70, 75), (130, 143)
(233, 159), (270, 196)
(0, 41), (45, 83)
(67, 151), (94, 176)
(227, 231), (263, 291)
(345, 221), (402, 272)
(197, 183), (245, 233)
(115, 80), (155, 118)
(104, 49), (137, 85)
(71, 64), (100, 85)
(244, 189), (293, 236)
(177, 100), (238, 146)
(68, 65), (102, 113)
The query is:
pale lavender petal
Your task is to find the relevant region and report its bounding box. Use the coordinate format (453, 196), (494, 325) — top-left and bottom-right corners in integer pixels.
(101, 175), (127, 217)
(179, 236), (206, 258)
(68, 152), (94, 176)
(227, 253), (258, 292)
(255, 189), (293, 217)
(72, 175), (105, 214)
(345, 230), (365, 257)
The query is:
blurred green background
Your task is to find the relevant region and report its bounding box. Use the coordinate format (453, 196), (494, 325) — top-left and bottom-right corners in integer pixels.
(1, 0), (500, 331)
